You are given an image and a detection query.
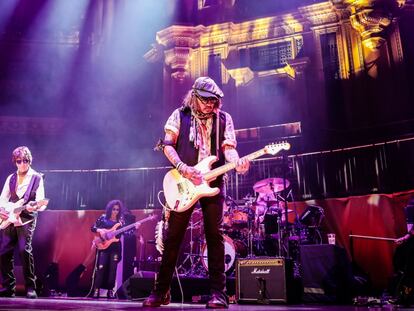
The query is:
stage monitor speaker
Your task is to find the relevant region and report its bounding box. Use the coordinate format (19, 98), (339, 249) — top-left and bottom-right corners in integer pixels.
(118, 271), (156, 300)
(236, 257), (293, 304)
(300, 244), (354, 303)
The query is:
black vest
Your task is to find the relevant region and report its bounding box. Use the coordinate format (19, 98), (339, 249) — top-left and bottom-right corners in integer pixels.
(9, 172), (42, 223)
(176, 108), (226, 185)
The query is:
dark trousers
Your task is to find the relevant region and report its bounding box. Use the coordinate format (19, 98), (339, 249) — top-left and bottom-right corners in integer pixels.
(155, 192), (226, 297)
(94, 249), (120, 290)
(394, 236), (414, 277)
(0, 220), (37, 292)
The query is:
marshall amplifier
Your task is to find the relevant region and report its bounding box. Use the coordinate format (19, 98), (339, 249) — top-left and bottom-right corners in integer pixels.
(235, 257), (293, 304)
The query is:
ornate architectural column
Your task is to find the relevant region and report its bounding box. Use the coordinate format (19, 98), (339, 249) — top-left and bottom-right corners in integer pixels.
(144, 25), (206, 112)
(337, 0), (406, 50)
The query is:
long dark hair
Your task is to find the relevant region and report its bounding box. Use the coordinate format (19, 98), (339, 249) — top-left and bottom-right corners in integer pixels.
(104, 199), (125, 222)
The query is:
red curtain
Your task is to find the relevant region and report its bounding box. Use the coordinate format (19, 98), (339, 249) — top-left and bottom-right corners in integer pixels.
(33, 190), (414, 291)
(287, 190), (413, 290)
(34, 210), (161, 290)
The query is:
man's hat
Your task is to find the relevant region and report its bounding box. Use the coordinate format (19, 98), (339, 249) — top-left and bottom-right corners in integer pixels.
(192, 77), (224, 99)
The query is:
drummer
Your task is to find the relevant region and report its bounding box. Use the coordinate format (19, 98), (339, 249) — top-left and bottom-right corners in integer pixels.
(255, 192), (285, 223)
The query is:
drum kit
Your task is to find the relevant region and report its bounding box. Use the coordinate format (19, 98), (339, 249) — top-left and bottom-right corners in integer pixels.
(176, 177), (325, 277)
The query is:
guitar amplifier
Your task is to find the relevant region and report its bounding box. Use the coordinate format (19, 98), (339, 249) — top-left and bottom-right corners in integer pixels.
(235, 257), (293, 304)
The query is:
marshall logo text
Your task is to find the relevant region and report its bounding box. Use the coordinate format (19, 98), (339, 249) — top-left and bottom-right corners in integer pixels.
(251, 268), (271, 274)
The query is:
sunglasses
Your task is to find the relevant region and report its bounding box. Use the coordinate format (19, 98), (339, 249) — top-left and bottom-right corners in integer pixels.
(16, 159), (30, 164)
(195, 94), (218, 106)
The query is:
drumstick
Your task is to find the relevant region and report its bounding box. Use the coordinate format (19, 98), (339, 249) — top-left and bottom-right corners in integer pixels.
(349, 234), (397, 242)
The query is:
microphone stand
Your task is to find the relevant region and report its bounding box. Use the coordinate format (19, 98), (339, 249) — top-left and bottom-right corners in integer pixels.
(282, 154), (290, 258)
(270, 182), (283, 258)
(256, 277), (270, 304)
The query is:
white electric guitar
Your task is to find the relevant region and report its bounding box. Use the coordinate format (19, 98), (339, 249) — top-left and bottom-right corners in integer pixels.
(0, 198), (49, 229)
(163, 142), (291, 213)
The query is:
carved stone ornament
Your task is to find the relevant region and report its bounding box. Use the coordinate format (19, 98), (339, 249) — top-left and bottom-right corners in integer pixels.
(338, 0), (406, 49)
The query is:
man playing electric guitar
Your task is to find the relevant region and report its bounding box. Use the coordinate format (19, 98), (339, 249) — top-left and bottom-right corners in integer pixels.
(0, 146), (46, 299)
(144, 77), (250, 309)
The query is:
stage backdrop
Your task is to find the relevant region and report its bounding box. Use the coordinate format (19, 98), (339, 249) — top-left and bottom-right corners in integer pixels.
(30, 190), (413, 294)
(32, 209), (160, 294)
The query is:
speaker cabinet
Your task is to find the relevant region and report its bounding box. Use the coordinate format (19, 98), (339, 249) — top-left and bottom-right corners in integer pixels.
(300, 245), (353, 303)
(236, 257), (293, 304)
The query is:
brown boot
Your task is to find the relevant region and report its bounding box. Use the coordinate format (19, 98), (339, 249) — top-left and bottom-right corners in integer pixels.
(142, 290), (171, 307)
(206, 293), (229, 309)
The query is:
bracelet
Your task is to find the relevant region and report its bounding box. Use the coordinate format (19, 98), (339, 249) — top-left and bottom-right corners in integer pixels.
(176, 161), (184, 170)
(176, 162), (187, 173)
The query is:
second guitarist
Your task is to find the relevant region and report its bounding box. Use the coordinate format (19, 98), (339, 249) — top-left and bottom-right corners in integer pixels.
(90, 199), (133, 299)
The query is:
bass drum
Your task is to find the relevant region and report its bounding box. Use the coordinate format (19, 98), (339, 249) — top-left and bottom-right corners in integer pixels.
(201, 235), (247, 273)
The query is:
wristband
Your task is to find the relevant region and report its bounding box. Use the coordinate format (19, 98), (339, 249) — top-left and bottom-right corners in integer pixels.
(176, 162), (187, 174)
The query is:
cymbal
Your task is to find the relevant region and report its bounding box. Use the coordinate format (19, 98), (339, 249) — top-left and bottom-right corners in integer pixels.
(268, 207), (293, 213)
(255, 204), (293, 214)
(255, 200), (279, 206)
(253, 177), (290, 194)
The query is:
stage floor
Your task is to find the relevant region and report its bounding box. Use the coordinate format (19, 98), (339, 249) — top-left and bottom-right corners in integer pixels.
(0, 297), (407, 311)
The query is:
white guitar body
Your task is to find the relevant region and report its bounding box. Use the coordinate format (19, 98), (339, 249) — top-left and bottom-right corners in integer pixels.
(163, 156), (219, 212)
(163, 142), (291, 213)
(0, 199), (49, 230)
(1, 209), (20, 228)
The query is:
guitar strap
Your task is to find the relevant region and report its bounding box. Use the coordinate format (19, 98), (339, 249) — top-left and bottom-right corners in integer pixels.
(9, 172), (41, 205)
(23, 174), (41, 204)
(216, 109), (220, 157)
(9, 173), (19, 203)
(20, 174), (42, 223)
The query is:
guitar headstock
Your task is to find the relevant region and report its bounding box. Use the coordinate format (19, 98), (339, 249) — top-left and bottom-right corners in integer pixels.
(264, 142), (291, 155)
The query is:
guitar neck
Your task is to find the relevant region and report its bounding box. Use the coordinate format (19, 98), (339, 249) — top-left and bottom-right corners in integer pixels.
(14, 205), (27, 214)
(111, 217), (151, 236)
(11, 200), (48, 214)
(204, 148), (266, 181)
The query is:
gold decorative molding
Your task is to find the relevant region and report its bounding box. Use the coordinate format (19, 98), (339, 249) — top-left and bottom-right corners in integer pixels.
(349, 8), (391, 49)
(156, 25), (205, 49)
(246, 57), (310, 81)
(298, 2), (340, 25)
(147, 13), (306, 82)
(226, 67), (254, 86)
(164, 47), (192, 81)
(286, 57), (310, 79)
(147, 0), (408, 83)
(337, 0), (407, 49)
